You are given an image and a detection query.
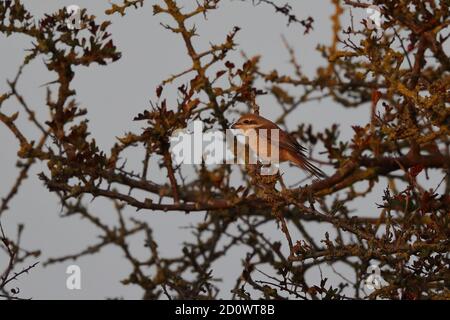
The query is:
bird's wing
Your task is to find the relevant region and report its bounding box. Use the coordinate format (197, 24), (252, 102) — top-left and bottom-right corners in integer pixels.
(261, 126), (326, 178)
(271, 129), (308, 155)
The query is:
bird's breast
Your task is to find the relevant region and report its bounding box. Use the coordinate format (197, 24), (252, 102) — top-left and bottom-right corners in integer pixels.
(245, 133), (281, 163)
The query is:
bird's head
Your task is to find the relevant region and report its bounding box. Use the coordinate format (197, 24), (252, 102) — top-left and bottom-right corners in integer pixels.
(231, 113), (270, 132)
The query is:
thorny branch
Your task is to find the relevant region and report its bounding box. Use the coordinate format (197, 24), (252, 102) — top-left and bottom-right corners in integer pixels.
(0, 0), (449, 299)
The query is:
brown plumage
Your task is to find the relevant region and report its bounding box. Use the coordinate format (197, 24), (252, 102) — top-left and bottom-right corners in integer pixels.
(231, 113), (326, 178)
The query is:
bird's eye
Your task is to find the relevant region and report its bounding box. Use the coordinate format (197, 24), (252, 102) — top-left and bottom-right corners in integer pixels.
(243, 119), (250, 124)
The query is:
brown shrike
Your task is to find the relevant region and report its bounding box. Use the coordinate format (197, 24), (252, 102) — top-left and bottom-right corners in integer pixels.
(231, 113), (326, 179)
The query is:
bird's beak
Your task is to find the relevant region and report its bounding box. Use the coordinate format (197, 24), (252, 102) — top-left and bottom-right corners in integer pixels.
(231, 122), (238, 129)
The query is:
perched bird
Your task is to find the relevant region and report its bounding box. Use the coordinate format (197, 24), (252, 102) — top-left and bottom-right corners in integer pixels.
(231, 113), (326, 178)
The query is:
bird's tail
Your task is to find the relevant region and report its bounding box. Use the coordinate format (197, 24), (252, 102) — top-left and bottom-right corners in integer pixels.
(294, 156), (327, 179)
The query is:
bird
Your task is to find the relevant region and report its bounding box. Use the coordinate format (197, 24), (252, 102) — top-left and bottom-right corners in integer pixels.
(231, 113), (326, 179)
